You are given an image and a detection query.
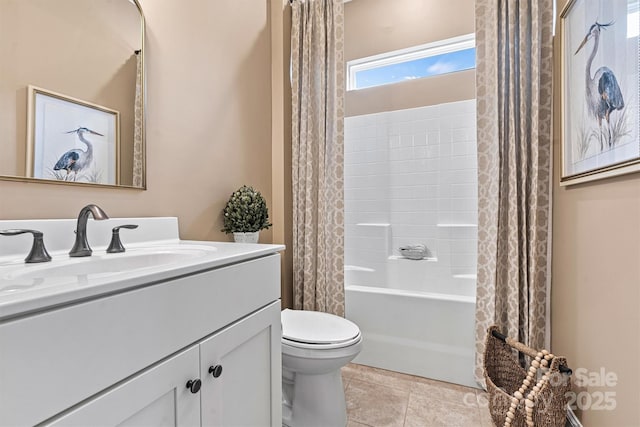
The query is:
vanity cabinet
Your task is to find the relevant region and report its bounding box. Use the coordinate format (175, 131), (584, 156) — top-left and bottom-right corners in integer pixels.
(46, 302), (280, 427)
(200, 302), (280, 426)
(0, 253), (282, 427)
(46, 345), (202, 426)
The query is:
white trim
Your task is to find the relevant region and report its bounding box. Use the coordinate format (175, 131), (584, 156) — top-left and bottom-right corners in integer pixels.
(347, 33), (475, 90)
(566, 407), (583, 427)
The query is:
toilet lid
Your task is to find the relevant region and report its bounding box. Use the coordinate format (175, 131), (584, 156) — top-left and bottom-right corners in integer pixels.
(281, 309), (360, 345)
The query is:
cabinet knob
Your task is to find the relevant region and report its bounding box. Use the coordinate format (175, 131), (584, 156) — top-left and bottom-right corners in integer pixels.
(186, 379), (202, 394)
(208, 365), (223, 378)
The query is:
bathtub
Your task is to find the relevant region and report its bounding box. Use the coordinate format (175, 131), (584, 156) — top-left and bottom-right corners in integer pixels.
(344, 257), (478, 388)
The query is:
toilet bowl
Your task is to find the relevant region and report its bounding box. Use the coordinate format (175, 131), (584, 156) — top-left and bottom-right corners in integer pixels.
(281, 308), (362, 427)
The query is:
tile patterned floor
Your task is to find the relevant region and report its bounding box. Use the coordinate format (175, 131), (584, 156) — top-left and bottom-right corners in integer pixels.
(342, 363), (494, 427)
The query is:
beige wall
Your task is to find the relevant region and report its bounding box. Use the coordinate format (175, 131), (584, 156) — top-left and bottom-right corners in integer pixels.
(344, 0), (475, 116)
(271, 0), (294, 309)
(552, 1), (640, 426)
(0, 0), (273, 246)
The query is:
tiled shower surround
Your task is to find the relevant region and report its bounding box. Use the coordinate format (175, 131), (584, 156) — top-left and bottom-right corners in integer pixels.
(344, 99), (478, 291)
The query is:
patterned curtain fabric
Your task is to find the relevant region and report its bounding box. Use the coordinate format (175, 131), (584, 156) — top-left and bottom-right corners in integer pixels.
(290, 0), (345, 316)
(132, 50), (144, 188)
(474, 0), (554, 386)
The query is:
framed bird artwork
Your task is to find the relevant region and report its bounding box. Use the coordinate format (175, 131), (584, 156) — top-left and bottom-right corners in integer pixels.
(26, 86), (120, 186)
(560, 0), (640, 185)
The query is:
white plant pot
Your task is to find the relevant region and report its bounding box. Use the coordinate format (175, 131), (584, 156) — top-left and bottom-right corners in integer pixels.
(233, 231), (259, 243)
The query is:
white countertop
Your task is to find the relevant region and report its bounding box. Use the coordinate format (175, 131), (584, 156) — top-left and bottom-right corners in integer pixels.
(0, 217), (284, 320)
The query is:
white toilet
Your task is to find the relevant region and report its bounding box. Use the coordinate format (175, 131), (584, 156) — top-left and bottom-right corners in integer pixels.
(281, 308), (363, 427)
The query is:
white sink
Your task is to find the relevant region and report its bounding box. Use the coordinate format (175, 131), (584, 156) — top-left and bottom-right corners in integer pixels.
(0, 245), (219, 294)
(0, 244), (224, 297)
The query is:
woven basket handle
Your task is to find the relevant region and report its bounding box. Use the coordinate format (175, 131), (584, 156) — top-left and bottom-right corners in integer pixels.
(504, 337), (539, 359)
(490, 326), (572, 375)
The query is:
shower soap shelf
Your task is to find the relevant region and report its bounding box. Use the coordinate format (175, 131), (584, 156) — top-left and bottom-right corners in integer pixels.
(398, 244), (432, 260)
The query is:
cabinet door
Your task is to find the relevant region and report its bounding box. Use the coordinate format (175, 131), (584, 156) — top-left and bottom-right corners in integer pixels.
(200, 302), (282, 427)
(45, 346), (201, 427)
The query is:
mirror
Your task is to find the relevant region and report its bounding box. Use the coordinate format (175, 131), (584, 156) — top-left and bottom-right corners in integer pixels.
(0, 0), (145, 189)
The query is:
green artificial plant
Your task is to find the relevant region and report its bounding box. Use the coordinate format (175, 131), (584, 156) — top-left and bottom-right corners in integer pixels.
(221, 185), (272, 233)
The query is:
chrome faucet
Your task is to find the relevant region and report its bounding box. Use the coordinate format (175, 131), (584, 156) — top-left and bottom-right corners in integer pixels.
(69, 204), (109, 257)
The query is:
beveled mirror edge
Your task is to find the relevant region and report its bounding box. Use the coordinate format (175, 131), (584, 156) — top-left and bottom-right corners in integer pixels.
(0, 0), (147, 191)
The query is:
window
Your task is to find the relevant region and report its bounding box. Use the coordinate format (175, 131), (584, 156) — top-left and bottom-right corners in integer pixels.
(347, 34), (476, 91)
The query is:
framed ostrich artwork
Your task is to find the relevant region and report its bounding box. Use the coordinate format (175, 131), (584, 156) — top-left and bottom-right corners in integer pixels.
(26, 86), (120, 185)
(560, 0), (640, 185)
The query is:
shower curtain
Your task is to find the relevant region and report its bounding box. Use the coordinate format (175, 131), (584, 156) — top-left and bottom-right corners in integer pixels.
(290, 0), (345, 316)
(132, 50), (144, 188)
(474, 0), (554, 386)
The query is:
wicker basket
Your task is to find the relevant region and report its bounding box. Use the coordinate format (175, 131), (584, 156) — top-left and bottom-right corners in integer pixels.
(483, 326), (571, 427)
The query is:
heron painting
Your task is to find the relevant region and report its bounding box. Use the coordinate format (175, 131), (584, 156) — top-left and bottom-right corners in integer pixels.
(574, 21), (625, 150)
(28, 86), (120, 185)
(53, 127), (104, 177)
(560, 0), (640, 184)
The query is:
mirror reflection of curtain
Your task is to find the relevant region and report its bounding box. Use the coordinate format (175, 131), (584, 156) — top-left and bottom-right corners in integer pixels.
(290, 0), (345, 317)
(132, 50), (143, 187)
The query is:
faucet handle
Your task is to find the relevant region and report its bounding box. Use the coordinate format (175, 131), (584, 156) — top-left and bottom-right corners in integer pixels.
(106, 225), (139, 254)
(0, 229), (52, 263)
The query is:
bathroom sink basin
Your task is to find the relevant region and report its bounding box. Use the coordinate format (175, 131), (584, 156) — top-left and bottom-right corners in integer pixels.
(0, 244), (219, 294)
(3, 245), (217, 283)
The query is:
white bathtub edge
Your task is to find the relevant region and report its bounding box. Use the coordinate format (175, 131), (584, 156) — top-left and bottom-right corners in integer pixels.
(345, 284), (475, 304)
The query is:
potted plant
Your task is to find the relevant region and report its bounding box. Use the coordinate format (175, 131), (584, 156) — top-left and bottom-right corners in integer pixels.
(221, 185), (272, 243)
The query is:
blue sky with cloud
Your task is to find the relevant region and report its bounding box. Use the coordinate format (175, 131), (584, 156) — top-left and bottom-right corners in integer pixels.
(354, 48), (476, 90)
